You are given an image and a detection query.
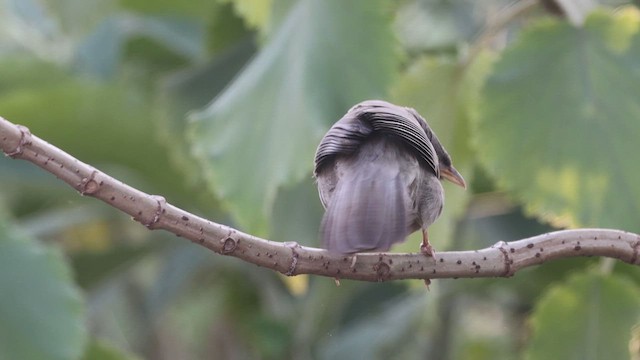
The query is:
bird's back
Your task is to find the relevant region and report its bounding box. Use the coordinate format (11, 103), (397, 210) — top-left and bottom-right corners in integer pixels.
(319, 135), (420, 253)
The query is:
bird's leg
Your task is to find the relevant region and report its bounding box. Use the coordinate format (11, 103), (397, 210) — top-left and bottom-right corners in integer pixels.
(420, 229), (435, 257)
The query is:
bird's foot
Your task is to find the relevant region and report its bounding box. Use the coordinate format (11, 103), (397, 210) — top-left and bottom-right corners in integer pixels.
(420, 229), (435, 257)
(420, 242), (435, 257)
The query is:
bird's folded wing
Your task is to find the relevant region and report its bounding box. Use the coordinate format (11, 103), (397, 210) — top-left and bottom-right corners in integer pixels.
(314, 100), (439, 177)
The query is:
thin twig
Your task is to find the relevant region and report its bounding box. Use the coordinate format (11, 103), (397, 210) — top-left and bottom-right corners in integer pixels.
(1, 116), (639, 282)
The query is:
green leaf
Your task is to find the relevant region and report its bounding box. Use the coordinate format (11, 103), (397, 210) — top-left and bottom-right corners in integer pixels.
(189, 0), (397, 234)
(207, 1), (253, 53)
(525, 272), (640, 360)
(119, 0), (213, 21)
(476, 9), (640, 231)
(0, 210), (86, 360)
(219, 0), (273, 34)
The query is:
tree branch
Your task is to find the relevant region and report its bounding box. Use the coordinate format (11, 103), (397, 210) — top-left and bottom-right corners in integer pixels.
(1, 116), (639, 282)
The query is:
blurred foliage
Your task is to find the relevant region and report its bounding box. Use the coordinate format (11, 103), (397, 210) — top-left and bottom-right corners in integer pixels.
(477, 8), (640, 231)
(0, 207), (85, 360)
(189, 0), (398, 234)
(0, 0), (639, 359)
(526, 271), (640, 360)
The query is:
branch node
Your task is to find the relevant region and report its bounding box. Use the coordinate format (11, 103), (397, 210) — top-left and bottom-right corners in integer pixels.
(79, 170), (99, 195)
(631, 239), (640, 264)
(144, 195), (166, 229)
(492, 241), (513, 277)
(373, 261), (391, 282)
(284, 242), (300, 276)
(221, 231), (239, 254)
(5, 125), (31, 157)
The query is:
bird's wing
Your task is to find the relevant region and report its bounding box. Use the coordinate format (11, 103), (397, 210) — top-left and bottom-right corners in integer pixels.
(314, 108), (373, 175)
(314, 100), (439, 177)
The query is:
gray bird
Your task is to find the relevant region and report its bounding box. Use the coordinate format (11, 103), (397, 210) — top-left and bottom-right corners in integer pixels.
(314, 100), (466, 255)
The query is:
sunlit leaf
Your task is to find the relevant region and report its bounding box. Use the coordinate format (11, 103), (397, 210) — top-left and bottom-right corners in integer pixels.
(476, 9), (640, 231)
(525, 272), (640, 360)
(0, 210), (86, 360)
(220, 0), (273, 34)
(189, 0), (397, 234)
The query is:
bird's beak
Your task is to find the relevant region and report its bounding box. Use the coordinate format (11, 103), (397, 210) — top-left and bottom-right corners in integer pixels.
(440, 165), (466, 189)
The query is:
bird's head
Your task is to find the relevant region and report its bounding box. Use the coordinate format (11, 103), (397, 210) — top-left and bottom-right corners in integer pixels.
(410, 108), (466, 189)
(434, 147), (466, 189)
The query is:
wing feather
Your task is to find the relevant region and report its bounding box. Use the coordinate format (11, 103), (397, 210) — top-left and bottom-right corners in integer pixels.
(314, 100), (439, 177)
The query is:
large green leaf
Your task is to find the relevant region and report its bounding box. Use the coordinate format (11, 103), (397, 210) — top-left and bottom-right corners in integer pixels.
(0, 210), (86, 360)
(476, 9), (640, 231)
(525, 272), (640, 360)
(189, 0), (397, 234)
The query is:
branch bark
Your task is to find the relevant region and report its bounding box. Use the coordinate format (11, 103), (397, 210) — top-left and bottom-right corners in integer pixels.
(1, 116), (639, 282)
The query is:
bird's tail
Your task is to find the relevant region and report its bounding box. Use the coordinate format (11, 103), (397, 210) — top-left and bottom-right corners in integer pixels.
(321, 149), (409, 254)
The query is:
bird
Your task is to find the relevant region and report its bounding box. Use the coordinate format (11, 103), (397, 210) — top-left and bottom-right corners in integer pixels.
(314, 100), (466, 256)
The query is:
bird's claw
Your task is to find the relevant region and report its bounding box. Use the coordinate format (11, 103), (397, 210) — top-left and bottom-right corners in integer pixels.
(420, 242), (435, 257)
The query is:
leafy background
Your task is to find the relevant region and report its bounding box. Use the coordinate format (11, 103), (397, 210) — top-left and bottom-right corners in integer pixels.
(1, 0), (639, 359)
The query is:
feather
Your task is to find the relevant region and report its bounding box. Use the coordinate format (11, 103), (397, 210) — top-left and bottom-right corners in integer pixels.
(314, 100), (439, 177)
(315, 100), (458, 255)
(320, 136), (411, 253)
